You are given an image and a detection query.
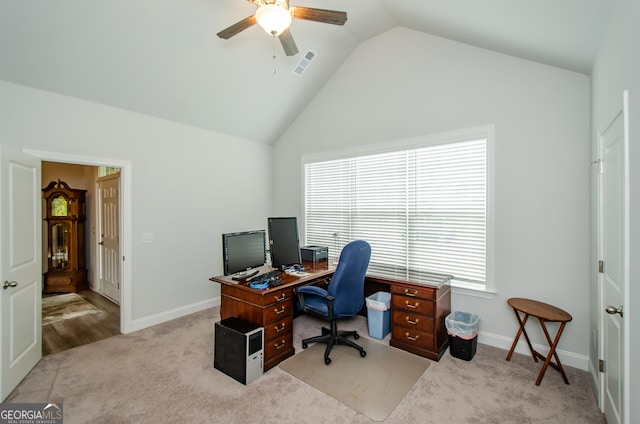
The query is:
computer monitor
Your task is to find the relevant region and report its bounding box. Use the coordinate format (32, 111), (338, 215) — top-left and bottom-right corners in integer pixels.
(222, 230), (266, 277)
(268, 217), (302, 270)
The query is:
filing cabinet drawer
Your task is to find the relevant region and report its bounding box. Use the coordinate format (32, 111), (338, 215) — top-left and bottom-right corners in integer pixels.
(392, 295), (434, 316)
(391, 285), (435, 301)
(392, 310), (434, 334)
(391, 326), (435, 351)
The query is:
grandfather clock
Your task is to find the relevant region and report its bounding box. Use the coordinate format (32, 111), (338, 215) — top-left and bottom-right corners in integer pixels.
(42, 180), (88, 293)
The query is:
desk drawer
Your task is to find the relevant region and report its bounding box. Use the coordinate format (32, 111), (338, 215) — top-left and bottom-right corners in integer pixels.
(264, 334), (293, 361)
(264, 317), (292, 341)
(392, 310), (434, 334)
(267, 288), (295, 306)
(391, 326), (435, 351)
(264, 301), (293, 324)
(392, 295), (434, 316)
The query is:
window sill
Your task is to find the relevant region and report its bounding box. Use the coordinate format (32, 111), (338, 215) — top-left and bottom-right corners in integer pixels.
(450, 280), (496, 299)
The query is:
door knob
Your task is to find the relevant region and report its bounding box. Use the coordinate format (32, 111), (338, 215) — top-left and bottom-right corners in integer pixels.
(605, 305), (623, 318)
(3, 281), (18, 289)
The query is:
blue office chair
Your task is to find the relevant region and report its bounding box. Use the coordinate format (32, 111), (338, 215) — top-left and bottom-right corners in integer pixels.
(297, 240), (371, 365)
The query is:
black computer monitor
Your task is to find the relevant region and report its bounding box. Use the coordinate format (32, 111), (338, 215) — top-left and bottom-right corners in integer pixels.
(222, 230), (266, 277)
(268, 217), (302, 270)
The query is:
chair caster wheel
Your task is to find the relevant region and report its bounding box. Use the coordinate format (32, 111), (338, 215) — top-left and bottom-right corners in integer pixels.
(302, 342), (308, 349)
(353, 333), (360, 340)
(324, 357), (332, 365)
(360, 350), (367, 358)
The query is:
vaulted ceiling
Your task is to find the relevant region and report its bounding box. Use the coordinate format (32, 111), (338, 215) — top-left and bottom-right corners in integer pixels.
(0, 0), (613, 145)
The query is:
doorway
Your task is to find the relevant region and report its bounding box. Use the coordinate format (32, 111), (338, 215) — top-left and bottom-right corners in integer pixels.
(25, 148), (133, 334)
(41, 162), (121, 355)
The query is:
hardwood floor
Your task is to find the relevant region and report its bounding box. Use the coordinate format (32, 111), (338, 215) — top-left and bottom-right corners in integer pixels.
(42, 290), (120, 356)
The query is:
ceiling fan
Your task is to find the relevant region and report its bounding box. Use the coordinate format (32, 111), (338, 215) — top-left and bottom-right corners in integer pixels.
(217, 0), (347, 56)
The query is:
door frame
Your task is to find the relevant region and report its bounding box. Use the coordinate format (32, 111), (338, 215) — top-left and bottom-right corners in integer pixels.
(621, 90), (630, 424)
(24, 149), (133, 334)
(596, 90), (630, 424)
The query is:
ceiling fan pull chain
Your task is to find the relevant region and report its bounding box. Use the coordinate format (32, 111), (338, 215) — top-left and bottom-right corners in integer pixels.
(272, 34), (277, 74)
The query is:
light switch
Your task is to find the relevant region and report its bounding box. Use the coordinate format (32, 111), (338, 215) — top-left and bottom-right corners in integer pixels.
(141, 233), (154, 244)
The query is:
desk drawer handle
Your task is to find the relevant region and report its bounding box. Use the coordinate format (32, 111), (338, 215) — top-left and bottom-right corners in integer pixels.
(274, 340), (286, 350)
(404, 289), (418, 297)
(274, 293), (286, 302)
(274, 306), (286, 315)
(405, 300), (419, 309)
(274, 323), (286, 333)
(405, 316), (419, 325)
(405, 332), (419, 342)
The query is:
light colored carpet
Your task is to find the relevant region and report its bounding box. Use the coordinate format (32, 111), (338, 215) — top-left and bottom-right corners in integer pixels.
(42, 293), (102, 326)
(280, 336), (430, 421)
(8, 307), (606, 423)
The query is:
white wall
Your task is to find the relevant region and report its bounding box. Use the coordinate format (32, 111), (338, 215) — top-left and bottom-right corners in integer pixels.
(0, 80), (273, 331)
(273, 28), (591, 367)
(591, 0), (640, 419)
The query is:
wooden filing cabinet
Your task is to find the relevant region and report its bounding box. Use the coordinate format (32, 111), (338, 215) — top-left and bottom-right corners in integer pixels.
(389, 282), (451, 361)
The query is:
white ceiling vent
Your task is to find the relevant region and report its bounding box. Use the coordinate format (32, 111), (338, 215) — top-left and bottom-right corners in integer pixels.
(293, 50), (316, 76)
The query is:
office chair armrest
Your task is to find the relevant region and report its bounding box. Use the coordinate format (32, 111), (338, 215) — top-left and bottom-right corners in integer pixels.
(297, 285), (330, 298)
(297, 285), (335, 319)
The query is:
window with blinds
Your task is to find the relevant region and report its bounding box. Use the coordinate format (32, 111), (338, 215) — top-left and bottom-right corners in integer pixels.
(304, 135), (489, 290)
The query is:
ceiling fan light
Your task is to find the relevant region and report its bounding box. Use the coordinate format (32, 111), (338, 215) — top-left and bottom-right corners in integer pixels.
(255, 4), (292, 36)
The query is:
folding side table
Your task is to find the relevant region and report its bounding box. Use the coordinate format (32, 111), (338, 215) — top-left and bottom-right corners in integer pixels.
(506, 297), (572, 386)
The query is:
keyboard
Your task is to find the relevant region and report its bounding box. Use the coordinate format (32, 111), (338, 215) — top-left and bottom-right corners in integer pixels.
(249, 269), (282, 283)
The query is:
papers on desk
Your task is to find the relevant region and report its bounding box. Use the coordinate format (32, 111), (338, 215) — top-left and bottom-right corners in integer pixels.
(285, 270), (309, 277)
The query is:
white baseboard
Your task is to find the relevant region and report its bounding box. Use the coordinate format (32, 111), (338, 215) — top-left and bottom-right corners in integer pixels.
(478, 330), (589, 371)
(129, 296), (221, 333)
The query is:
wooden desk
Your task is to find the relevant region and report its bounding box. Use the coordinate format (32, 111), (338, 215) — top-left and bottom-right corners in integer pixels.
(210, 262), (333, 371)
(506, 297), (572, 385)
(210, 263), (451, 370)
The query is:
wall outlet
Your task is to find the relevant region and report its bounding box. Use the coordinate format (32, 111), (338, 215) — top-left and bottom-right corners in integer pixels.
(141, 233), (154, 244)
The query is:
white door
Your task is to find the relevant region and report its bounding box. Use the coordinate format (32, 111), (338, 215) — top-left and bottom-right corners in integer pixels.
(0, 143), (41, 401)
(599, 108), (626, 424)
(99, 174), (120, 303)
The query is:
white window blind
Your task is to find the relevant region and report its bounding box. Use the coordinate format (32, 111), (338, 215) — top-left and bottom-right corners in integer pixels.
(304, 138), (487, 288)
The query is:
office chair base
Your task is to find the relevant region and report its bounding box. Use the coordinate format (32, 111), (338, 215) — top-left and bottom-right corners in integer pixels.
(301, 323), (367, 365)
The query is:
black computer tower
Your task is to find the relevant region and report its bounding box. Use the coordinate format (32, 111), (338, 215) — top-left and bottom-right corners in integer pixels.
(214, 317), (264, 384)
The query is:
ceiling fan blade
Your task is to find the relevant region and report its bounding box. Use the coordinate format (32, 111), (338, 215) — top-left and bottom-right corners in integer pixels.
(292, 7), (347, 26)
(217, 15), (257, 39)
(279, 29), (299, 56)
